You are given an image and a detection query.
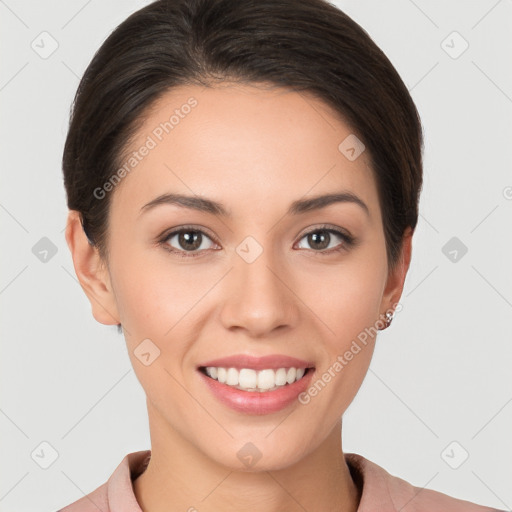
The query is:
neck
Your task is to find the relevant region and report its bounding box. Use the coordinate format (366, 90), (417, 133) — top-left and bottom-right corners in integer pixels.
(133, 404), (361, 512)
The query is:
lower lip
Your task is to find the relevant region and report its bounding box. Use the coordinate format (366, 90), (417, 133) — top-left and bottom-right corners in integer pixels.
(198, 369), (315, 415)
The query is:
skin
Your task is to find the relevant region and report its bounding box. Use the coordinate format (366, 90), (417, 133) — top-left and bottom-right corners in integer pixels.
(66, 82), (413, 512)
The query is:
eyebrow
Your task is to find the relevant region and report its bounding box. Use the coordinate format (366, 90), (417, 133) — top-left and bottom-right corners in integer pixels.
(139, 191), (370, 218)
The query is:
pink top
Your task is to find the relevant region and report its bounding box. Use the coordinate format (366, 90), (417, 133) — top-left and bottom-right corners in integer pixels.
(57, 450), (503, 511)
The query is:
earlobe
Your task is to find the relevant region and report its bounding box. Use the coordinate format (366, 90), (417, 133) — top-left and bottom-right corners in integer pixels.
(64, 210), (120, 326)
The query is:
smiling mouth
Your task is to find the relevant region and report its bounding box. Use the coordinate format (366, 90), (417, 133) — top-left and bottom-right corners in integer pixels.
(199, 366), (313, 392)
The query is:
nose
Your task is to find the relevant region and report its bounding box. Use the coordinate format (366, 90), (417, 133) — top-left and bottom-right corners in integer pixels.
(219, 244), (300, 338)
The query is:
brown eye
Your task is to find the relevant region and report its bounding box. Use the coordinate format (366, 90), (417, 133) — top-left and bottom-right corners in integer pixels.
(306, 230), (331, 250)
(296, 227), (355, 253)
(163, 228), (217, 254)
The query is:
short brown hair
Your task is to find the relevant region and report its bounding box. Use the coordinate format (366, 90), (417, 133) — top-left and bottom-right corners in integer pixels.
(63, 0), (423, 271)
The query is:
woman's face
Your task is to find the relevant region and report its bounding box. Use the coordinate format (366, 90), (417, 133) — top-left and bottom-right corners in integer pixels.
(79, 83), (409, 470)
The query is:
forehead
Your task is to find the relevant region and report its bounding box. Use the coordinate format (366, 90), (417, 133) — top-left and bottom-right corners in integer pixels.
(110, 82), (379, 222)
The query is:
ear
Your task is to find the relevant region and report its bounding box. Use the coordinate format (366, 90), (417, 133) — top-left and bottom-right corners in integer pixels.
(380, 226), (413, 314)
(64, 210), (120, 325)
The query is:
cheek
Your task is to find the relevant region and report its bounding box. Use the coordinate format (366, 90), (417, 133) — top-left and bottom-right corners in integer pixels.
(110, 253), (198, 403)
(305, 253), (386, 345)
(300, 249), (386, 401)
(110, 247), (220, 375)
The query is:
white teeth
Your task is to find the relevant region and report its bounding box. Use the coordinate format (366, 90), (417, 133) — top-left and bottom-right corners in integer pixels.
(217, 367), (227, 383)
(286, 367), (297, 384)
(203, 366), (309, 392)
(239, 368), (257, 388)
(275, 368), (287, 386)
(226, 367), (238, 386)
(257, 369), (275, 390)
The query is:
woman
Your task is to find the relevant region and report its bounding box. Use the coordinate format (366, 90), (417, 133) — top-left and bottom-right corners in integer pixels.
(58, 0), (503, 510)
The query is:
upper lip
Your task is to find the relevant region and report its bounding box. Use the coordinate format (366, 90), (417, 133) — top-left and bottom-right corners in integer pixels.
(198, 354), (315, 371)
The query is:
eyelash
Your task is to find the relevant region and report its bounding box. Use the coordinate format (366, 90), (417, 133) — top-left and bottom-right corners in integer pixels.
(158, 224), (357, 259)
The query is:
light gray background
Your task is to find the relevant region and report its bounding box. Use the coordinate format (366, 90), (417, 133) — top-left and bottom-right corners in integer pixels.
(1, 0), (511, 510)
